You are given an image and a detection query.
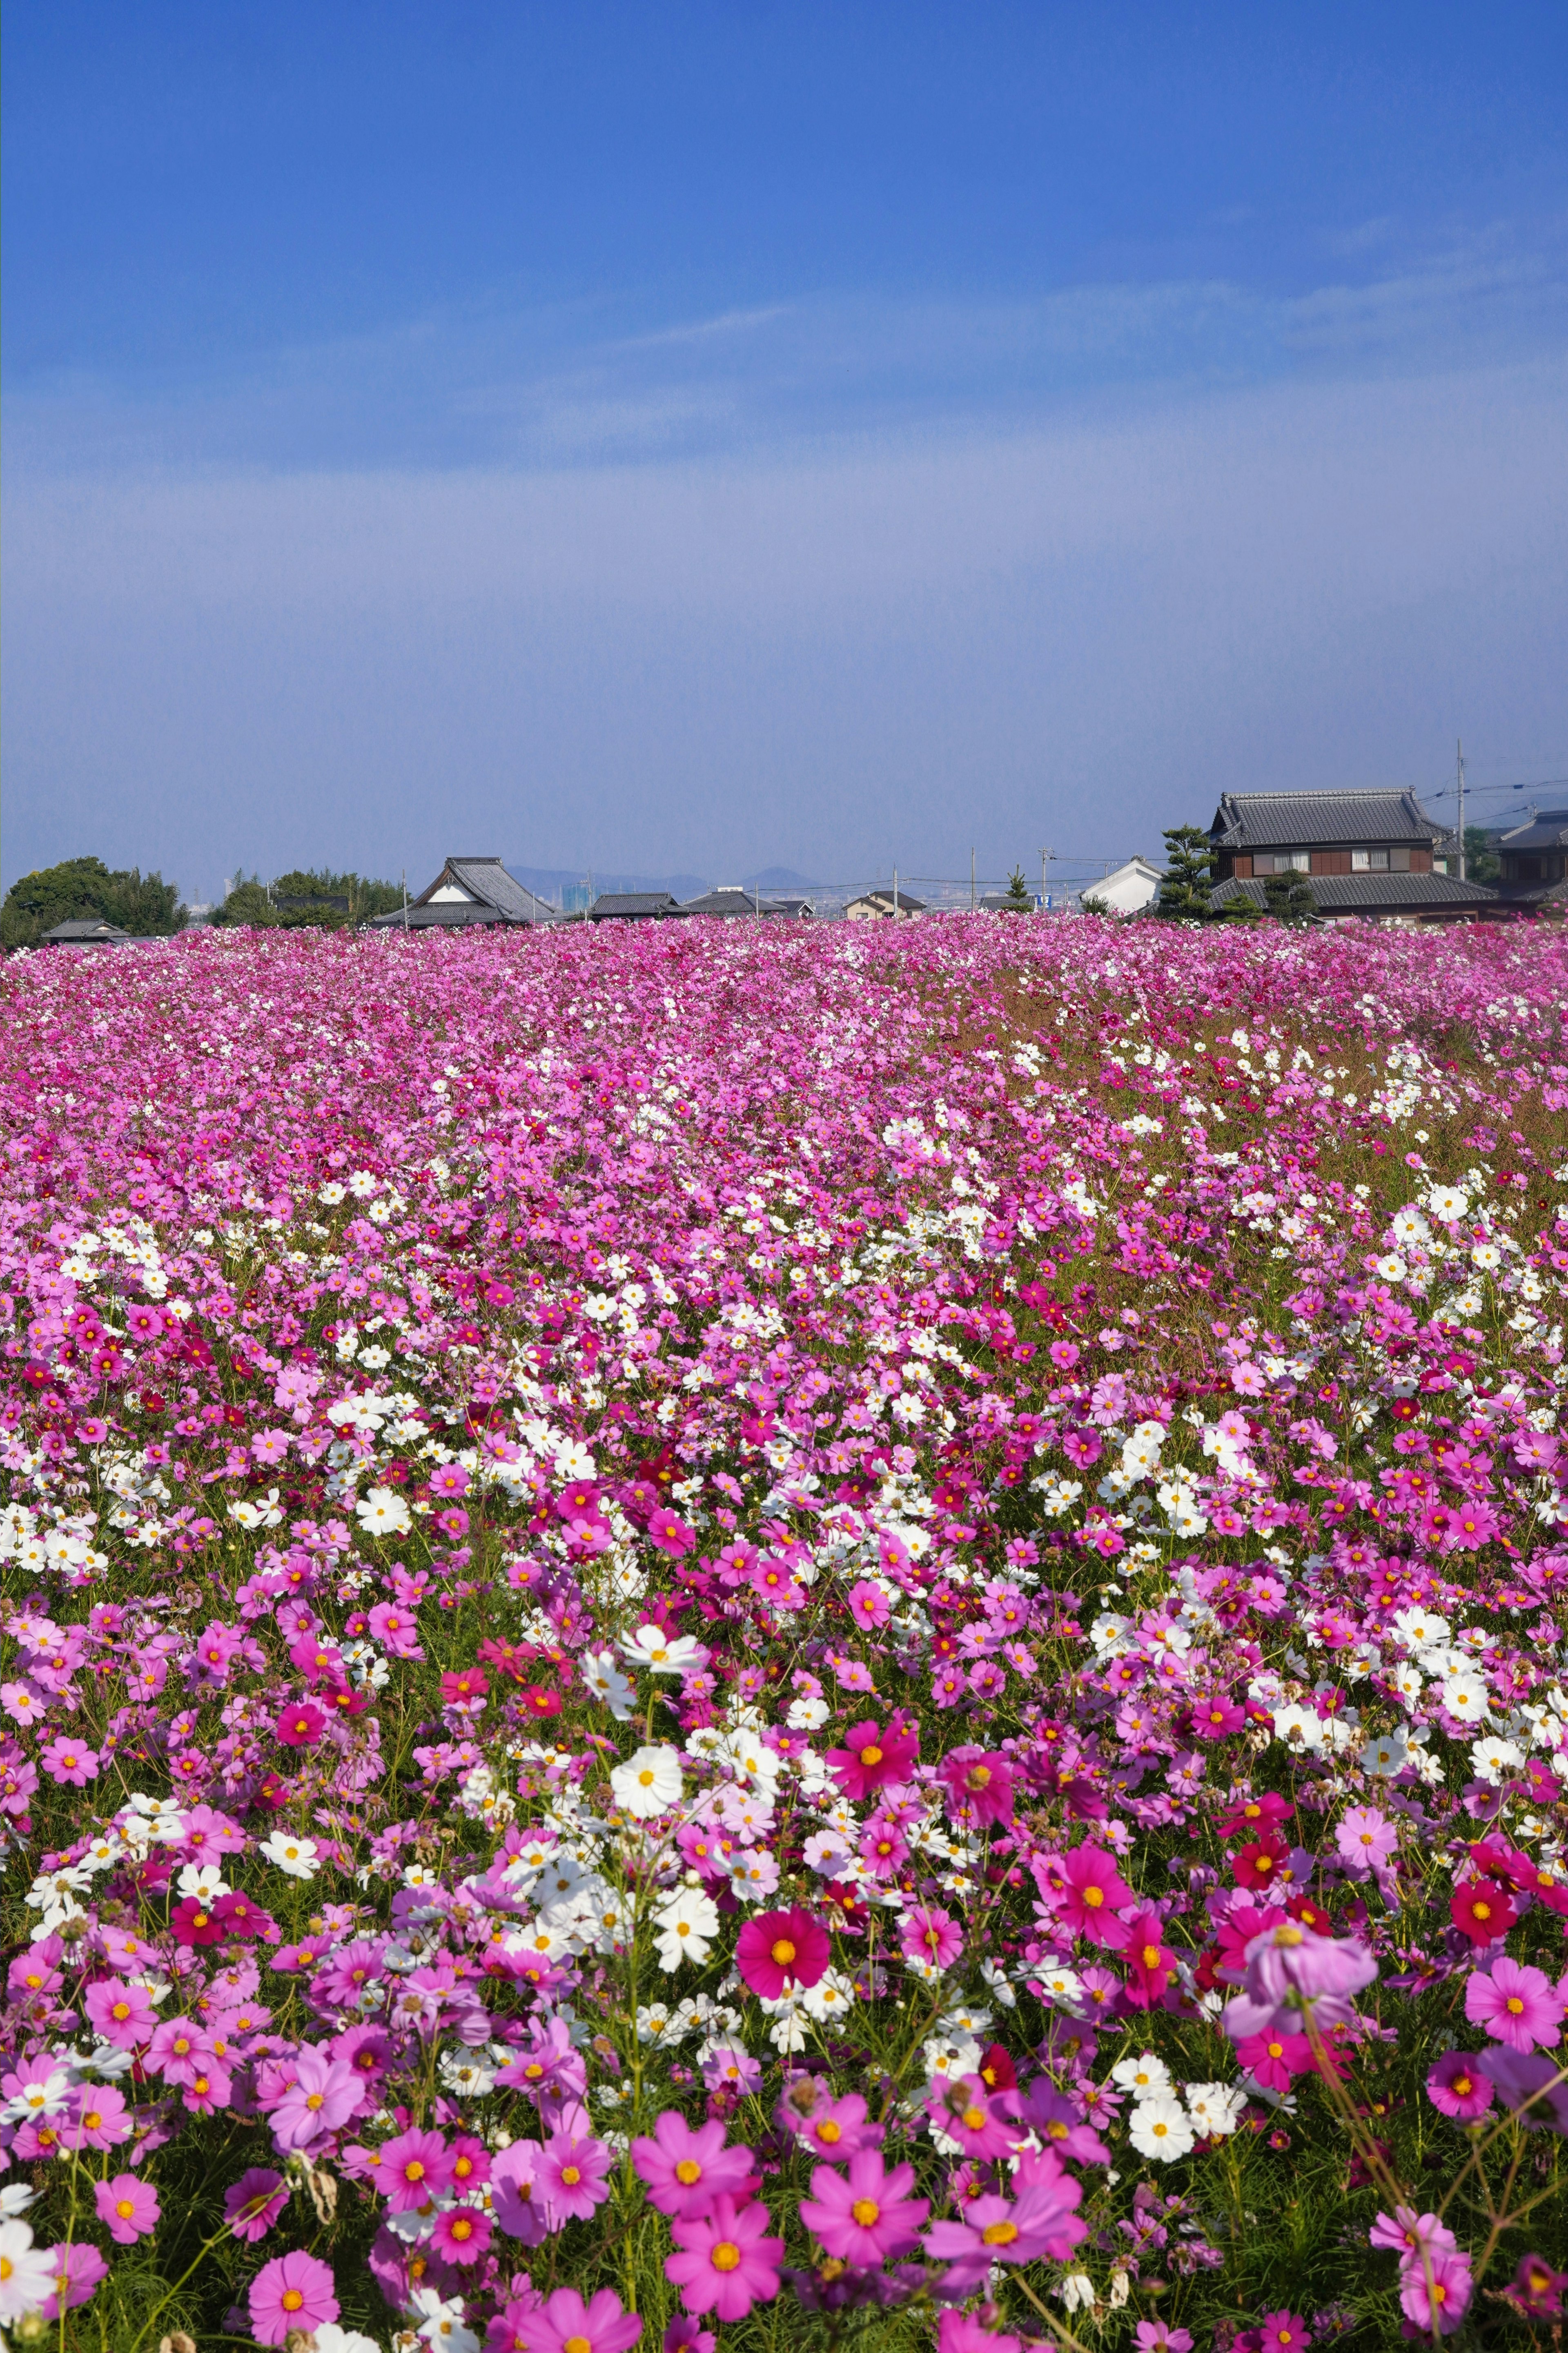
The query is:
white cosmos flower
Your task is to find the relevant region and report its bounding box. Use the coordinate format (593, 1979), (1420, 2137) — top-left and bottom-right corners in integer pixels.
(579, 1649), (635, 1720)
(619, 1624), (705, 1677)
(1425, 1185), (1470, 1224)
(1470, 1735), (1524, 1786)
(356, 1487), (412, 1539)
(175, 1864), (231, 1900)
(1441, 1674), (1491, 1725)
(1129, 2094), (1195, 2160)
(1185, 2082), (1247, 2137)
(259, 1831), (321, 1880)
(1112, 2051), (1173, 2100)
(653, 1886), (720, 1972)
(0, 2219), (57, 2322)
(1361, 1730), (1410, 1778)
(1375, 1254), (1408, 1285)
(609, 1744), (684, 1819)
(1, 2070), (72, 2125)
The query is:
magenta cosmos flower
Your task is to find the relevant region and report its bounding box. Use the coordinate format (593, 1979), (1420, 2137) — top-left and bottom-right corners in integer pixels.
(83, 1976), (156, 2049)
(527, 2286), (643, 2353)
(938, 1746), (1014, 1827)
(734, 1907), (831, 1999)
(94, 2173), (159, 2245)
(266, 2046), (363, 2150)
(1425, 2050), (1495, 2121)
(666, 2193), (785, 2320)
(631, 2110), (756, 2218)
(899, 1903), (964, 1971)
(798, 2150), (930, 2266)
(1465, 1956), (1563, 2053)
(1256, 2314), (1310, 2353)
(1046, 1844), (1133, 1943)
(225, 2168), (290, 2241)
(431, 2206), (492, 2265)
(928, 2075), (1018, 2162)
(378, 2126), (454, 2210)
(248, 2250), (339, 2346)
(823, 1716), (919, 1799)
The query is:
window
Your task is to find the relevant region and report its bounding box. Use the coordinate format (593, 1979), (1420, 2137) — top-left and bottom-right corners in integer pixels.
(1256, 850), (1310, 874)
(1352, 848), (1390, 872)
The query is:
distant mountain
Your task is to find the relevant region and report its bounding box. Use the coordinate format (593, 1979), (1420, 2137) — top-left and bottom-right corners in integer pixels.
(506, 865), (712, 905)
(740, 865), (829, 892)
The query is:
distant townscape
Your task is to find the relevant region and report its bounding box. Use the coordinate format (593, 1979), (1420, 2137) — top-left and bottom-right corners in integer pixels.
(4, 788), (1564, 949)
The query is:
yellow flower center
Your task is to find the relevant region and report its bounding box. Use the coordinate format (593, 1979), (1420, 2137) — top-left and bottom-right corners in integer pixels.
(982, 2221), (1019, 2246)
(860, 1745), (883, 1767)
(771, 1938), (797, 1967)
(1083, 1885), (1104, 1907)
(711, 2243), (742, 2273)
(962, 2107), (985, 2130)
(851, 2199), (880, 2227)
(562, 2165), (581, 2186)
(675, 2159), (702, 2185)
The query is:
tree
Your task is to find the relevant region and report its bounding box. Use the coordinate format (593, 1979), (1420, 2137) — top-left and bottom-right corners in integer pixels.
(0, 856), (184, 949)
(1462, 827), (1501, 883)
(1078, 890), (1111, 916)
(1000, 865), (1033, 913)
(213, 867), (405, 928)
(1261, 868), (1317, 923)
(1155, 827), (1216, 918)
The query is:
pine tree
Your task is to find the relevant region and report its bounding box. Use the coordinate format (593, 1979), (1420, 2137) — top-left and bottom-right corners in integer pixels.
(1001, 865), (1033, 913)
(1155, 827), (1216, 918)
(1261, 869), (1317, 923)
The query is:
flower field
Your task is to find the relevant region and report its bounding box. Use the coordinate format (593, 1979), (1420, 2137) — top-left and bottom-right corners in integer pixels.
(1, 915), (1567, 2352)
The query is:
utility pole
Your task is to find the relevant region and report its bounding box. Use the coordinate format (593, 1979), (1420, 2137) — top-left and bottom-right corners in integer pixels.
(971, 848), (976, 911)
(893, 868), (900, 917)
(1040, 847), (1051, 912)
(1456, 740), (1466, 880)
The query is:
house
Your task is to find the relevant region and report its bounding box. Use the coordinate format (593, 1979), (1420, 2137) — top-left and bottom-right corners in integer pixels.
(367, 856), (559, 929)
(1495, 810), (1568, 909)
(845, 888), (927, 921)
(589, 891), (690, 922)
(40, 918), (132, 946)
(1206, 789), (1497, 922)
(682, 886), (795, 919)
(1085, 857), (1165, 915)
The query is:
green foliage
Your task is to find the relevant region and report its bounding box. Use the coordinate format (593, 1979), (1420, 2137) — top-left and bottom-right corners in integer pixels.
(1155, 825), (1217, 918)
(214, 867), (405, 928)
(1262, 866), (1319, 923)
(1078, 890), (1111, 916)
(1001, 864), (1034, 912)
(1463, 825), (1502, 883)
(0, 855), (184, 948)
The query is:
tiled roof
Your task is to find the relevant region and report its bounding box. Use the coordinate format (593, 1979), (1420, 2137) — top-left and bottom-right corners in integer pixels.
(366, 901), (513, 929)
(1210, 790), (1448, 849)
(446, 859), (556, 920)
(41, 918), (130, 943)
(682, 888), (789, 917)
(590, 893), (689, 919)
(1210, 872), (1498, 913)
(848, 889), (928, 912)
(1499, 809), (1568, 850)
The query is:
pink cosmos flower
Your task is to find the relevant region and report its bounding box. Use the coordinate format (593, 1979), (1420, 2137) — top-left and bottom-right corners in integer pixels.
(225, 2168), (289, 2241)
(798, 2150), (930, 2265)
(823, 1715), (919, 1798)
(1425, 2050), (1495, 2121)
(1257, 2313), (1310, 2352)
(1049, 1845), (1134, 1943)
(924, 2153), (1085, 2287)
(632, 2110), (756, 2218)
(38, 1736), (98, 1786)
(526, 2286), (644, 2353)
(275, 1700), (325, 1746)
(378, 2126), (454, 2210)
(490, 2141), (550, 2248)
(1399, 2248), (1473, 2335)
(1465, 1956), (1563, 2053)
(938, 1747), (1014, 1827)
(1335, 1805), (1398, 1875)
(647, 1509), (697, 1557)
(1370, 2208), (1459, 2264)
(734, 1907), (831, 1998)
(84, 1976), (156, 2049)
(928, 2075), (1019, 2162)
(666, 2193), (785, 2321)
(94, 2173), (159, 2245)
(432, 2206), (492, 2264)
(848, 1580), (891, 1630)
(899, 1903), (963, 1971)
(63, 2083), (131, 2150)
(940, 2316), (1023, 2353)
(1236, 2028), (1314, 2092)
(787, 2089), (881, 2160)
(1117, 1908), (1178, 2007)
(249, 2249), (339, 2346)
(266, 2045), (364, 2149)
(540, 2128), (612, 2224)
(1224, 1923), (1377, 2041)
(37, 2242), (108, 2317)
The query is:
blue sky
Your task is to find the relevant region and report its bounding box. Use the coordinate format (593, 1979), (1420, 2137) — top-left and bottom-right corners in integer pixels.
(4, 2), (1567, 900)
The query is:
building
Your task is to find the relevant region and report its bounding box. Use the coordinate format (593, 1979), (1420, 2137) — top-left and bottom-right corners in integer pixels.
(1085, 857), (1165, 914)
(39, 918), (131, 946)
(682, 886), (798, 919)
(589, 891), (690, 922)
(845, 888), (927, 921)
(1495, 810), (1568, 909)
(1206, 789), (1497, 922)
(366, 857), (559, 930)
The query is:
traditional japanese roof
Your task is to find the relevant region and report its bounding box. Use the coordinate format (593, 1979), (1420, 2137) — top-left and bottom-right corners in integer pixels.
(1498, 808), (1568, 850)
(1209, 872), (1498, 915)
(1209, 790), (1449, 850)
(847, 888), (928, 912)
(366, 901), (514, 930)
(405, 858), (558, 922)
(682, 887), (790, 917)
(589, 892), (690, 920)
(39, 918), (131, 944)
